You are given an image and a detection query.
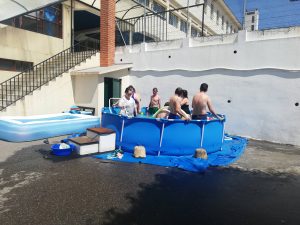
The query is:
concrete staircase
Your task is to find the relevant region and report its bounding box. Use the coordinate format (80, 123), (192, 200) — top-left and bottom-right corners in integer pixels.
(0, 44), (99, 113)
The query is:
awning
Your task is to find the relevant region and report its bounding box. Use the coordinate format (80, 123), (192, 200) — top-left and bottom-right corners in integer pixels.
(0, 0), (155, 23)
(78, 0), (155, 20)
(0, 0), (66, 22)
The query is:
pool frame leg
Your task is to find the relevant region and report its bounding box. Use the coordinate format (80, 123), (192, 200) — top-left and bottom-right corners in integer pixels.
(158, 122), (165, 156)
(119, 119), (125, 150)
(221, 121), (225, 151)
(200, 123), (205, 148)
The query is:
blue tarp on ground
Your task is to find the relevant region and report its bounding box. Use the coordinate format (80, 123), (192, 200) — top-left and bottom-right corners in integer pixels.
(94, 136), (248, 172)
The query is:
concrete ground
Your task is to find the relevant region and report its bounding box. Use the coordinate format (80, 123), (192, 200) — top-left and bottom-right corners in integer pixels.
(0, 137), (300, 225)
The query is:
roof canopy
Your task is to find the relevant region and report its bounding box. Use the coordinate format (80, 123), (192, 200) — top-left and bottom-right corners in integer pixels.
(0, 0), (154, 22)
(0, 0), (66, 22)
(79, 0), (154, 20)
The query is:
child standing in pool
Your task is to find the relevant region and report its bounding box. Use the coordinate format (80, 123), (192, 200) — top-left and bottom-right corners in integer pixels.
(148, 87), (161, 115)
(128, 85), (141, 115)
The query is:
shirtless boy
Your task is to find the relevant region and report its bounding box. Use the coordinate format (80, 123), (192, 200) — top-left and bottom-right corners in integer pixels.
(148, 87), (161, 115)
(192, 83), (222, 120)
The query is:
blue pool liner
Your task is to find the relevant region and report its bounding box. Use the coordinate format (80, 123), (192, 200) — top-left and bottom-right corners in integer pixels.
(94, 136), (248, 172)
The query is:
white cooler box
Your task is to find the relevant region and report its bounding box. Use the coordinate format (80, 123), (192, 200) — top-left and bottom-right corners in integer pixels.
(69, 136), (99, 155)
(87, 127), (116, 153)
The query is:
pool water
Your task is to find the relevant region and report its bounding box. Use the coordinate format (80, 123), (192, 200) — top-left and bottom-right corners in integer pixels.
(15, 115), (79, 123)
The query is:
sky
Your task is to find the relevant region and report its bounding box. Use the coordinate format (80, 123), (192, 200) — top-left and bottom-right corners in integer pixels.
(224, 0), (300, 29)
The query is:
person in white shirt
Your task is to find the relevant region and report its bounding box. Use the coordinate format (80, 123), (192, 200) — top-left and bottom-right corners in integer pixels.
(118, 87), (136, 117)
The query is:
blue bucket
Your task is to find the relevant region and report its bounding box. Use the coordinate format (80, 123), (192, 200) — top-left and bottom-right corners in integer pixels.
(51, 143), (75, 156)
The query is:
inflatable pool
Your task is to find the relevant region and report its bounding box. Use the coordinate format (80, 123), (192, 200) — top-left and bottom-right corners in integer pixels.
(101, 107), (225, 156)
(0, 113), (100, 142)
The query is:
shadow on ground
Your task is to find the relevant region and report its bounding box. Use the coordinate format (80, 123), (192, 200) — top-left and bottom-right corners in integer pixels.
(100, 168), (300, 225)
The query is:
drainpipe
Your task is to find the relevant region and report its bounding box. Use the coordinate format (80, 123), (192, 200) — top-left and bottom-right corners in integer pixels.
(71, 0), (74, 48)
(143, 3), (146, 43)
(187, 0), (191, 38)
(243, 0), (247, 30)
(166, 0), (170, 41)
(201, 3), (205, 36)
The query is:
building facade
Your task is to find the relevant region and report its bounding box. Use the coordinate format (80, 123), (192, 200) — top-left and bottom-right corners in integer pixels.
(245, 9), (259, 31)
(0, 0), (241, 82)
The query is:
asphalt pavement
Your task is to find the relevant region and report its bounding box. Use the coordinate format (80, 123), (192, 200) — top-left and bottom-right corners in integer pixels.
(0, 137), (300, 225)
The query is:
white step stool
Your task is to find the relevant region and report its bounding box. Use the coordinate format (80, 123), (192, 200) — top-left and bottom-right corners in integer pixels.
(69, 136), (99, 155)
(86, 127), (116, 153)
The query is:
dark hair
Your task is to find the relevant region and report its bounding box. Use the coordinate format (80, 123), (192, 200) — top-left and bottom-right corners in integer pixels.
(128, 85), (136, 92)
(125, 87), (132, 94)
(164, 102), (170, 106)
(200, 83), (208, 92)
(182, 90), (188, 98)
(153, 87), (158, 92)
(175, 87), (183, 96)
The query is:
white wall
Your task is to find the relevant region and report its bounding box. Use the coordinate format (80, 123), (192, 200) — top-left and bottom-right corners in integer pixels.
(116, 30), (300, 71)
(0, 25), (64, 82)
(128, 69), (300, 146)
(115, 29), (300, 145)
(0, 71), (18, 83)
(0, 26), (64, 65)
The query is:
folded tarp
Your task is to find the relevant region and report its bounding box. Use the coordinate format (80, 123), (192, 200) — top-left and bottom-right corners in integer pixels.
(94, 136), (248, 172)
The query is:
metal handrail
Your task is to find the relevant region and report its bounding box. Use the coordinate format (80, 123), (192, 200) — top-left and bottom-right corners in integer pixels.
(109, 98), (121, 113)
(0, 39), (100, 111)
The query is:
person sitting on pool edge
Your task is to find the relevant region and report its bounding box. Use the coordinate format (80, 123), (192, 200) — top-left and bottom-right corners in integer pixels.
(148, 87), (161, 115)
(169, 87), (191, 120)
(118, 87), (136, 117)
(153, 102), (170, 119)
(192, 83), (223, 120)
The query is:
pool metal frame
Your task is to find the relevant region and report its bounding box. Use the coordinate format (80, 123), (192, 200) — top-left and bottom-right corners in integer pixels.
(101, 107), (226, 156)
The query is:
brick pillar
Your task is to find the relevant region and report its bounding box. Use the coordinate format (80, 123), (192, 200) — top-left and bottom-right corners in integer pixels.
(100, 0), (115, 67)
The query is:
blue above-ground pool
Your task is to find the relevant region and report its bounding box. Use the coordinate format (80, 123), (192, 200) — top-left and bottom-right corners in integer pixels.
(0, 113), (100, 142)
(101, 107), (225, 156)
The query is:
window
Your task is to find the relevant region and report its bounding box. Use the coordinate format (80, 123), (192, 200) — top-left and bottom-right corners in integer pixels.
(0, 58), (33, 72)
(251, 25), (254, 31)
(153, 1), (165, 13)
(138, 0), (149, 7)
(216, 10), (219, 25)
(252, 16), (255, 23)
(2, 4), (62, 38)
(203, 0), (207, 14)
(169, 12), (178, 28)
(226, 21), (229, 33)
(180, 20), (188, 33)
(210, 3), (214, 19)
(152, 1), (166, 18)
(230, 25), (233, 33)
(191, 27), (199, 37)
(221, 16), (224, 29)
